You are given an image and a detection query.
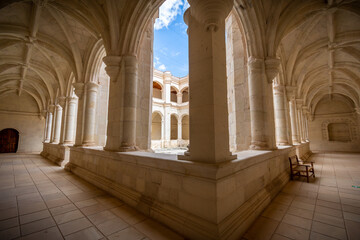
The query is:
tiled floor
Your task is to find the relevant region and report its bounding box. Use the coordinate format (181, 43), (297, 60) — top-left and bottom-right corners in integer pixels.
(243, 152), (360, 240)
(0, 154), (184, 240)
(1, 153), (359, 240)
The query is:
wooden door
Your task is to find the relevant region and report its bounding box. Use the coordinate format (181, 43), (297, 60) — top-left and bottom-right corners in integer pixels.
(0, 128), (19, 153)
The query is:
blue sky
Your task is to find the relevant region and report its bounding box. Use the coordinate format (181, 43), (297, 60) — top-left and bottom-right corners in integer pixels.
(153, 0), (189, 77)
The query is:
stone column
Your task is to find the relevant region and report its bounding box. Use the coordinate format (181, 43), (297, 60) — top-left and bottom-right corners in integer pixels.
(52, 103), (63, 144)
(164, 73), (171, 104)
(103, 55), (138, 151)
(177, 93), (182, 104)
(178, 118), (182, 140)
(50, 107), (56, 142)
(289, 99), (300, 144)
(120, 55), (138, 151)
(44, 105), (54, 143)
(63, 96), (77, 144)
(300, 111), (306, 143)
(82, 82), (100, 146)
(163, 108), (171, 147)
(247, 57), (279, 150)
(161, 118), (165, 148)
(73, 83), (85, 146)
(178, 0), (236, 163)
(273, 84), (290, 145)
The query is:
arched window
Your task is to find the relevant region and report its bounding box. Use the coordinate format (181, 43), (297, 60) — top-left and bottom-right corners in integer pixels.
(153, 82), (162, 99)
(182, 87), (189, 103)
(170, 87), (178, 103)
(151, 112), (162, 140)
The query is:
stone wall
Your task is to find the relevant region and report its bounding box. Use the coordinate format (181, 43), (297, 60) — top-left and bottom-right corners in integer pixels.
(67, 146), (295, 239)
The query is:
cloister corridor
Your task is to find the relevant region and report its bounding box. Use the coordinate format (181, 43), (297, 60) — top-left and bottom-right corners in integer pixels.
(0, 152), (359, 240)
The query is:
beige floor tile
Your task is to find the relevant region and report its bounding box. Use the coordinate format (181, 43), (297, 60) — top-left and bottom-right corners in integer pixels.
(290, 200), (315, 211)
(0, 226), (20, 240)
(19, 209), (51, 225)
(54, 209), (84, 225)
(81, 203), (109, 216)
(273, 193), (294, 206)
(58, 217), (92, 236)
(282, 214), (312, 230)
(88, 210), (117, 225)
(275, 222), (310, 240)
(134, 219), (184, 240)
(345, 219), (360, 240)
(314, 205), (342, 218)
(97, 217), (129, 236)
(108, 227), (146, 240)
(243, 216), (279, 240)
(18, 202), (47, 215)
(271, 233), (292, 240)
(287, 206), (314, 220)
(111, 205), (147, 225)
(262, 202), (288, 221)
(342, 204), (360, 215)
(311, 221), (347, 240)
(313, 213), (345, 228)
(50, 203), (77, 216)
(65, 226), (103, 240)
(75, 198), (98, 208)
(0, 217), (18, 231)
(0, 207), (18, 221)
(343, 211), (360, 223)
(316, 200), (342, 210)
(21, 226), (63, 240)
(309, 232), (338, 240)
(20, 217), (56, 235)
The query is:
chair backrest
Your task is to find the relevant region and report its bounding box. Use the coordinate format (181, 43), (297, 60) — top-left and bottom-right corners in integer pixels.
(289, 156), (298, 169)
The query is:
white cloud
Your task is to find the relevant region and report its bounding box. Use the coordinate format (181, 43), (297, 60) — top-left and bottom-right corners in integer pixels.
(183, 0), (190, 12)
(154, 0), (183, 30)
(158, 64), (167, 71)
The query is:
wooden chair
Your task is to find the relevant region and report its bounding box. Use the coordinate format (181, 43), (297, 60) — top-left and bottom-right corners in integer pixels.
(289, 155), (315, 183)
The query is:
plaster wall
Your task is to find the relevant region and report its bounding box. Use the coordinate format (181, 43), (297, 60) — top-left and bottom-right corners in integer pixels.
(308, 98), (360, 152)
(0, 93), (44, 153)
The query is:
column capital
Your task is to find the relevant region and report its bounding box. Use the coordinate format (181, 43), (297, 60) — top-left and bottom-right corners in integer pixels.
(273, 84), (284, 95)
(57, 96), (66, 108)
(48, 104), (55, 113)
(248, 56), (264, 71)
(265, 57), (280, 83)
(86, 82), (100, 93)
(103, 55), (122, 81)
(188, 0), (233, 31)
(163, 71), (172, 83)
(67, 96), (77, 103)
(73, 82), (85, 99)
(355, 108), (360, 115)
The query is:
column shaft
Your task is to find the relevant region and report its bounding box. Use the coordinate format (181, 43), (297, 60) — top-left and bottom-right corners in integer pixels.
(64, 97), (77, 144)
(44, 107), (53, 142)
(83, 82), (100, 146)
(73, 83), (85, 146)
(289, 100), (300, 144)
(180, 2), (235, 163)
(53, 104), (63, 143)
(273, 85), (289, 145)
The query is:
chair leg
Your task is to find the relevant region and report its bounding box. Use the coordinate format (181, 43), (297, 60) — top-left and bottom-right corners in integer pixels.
(306, 170), (309, 183)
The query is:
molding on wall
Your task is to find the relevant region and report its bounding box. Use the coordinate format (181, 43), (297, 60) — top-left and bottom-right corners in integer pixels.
(0, 110), (40, 117)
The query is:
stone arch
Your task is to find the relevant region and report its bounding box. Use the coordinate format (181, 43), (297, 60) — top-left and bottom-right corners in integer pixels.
(181, 115), (189, 140)
(153, 81), (163, 99)
(170, 114), (178, 140)
(151, 112), (162, 140)
(170, 86), (178, 103)
(181, 87), (189, 103)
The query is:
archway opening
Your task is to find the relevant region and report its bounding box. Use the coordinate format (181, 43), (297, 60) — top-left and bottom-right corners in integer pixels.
(171, 114), (178, 140)
(182, 87), (189, 103)
(182, 115), (189, 140)
(170, 87), (178, 103)
(0, 128), (19, 153)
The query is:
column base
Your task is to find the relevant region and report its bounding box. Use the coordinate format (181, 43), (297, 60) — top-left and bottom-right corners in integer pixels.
(249, 141), (269, 150)
(177, 153), (237, 162)
(62, 141), (74, 145)
(118, 145), (139, 152)
(277, 142), (290, 146)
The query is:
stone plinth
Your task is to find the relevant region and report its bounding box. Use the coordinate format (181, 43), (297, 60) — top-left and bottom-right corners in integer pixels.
(66, 146), (297, 239)
(41, 143), (70, 167)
